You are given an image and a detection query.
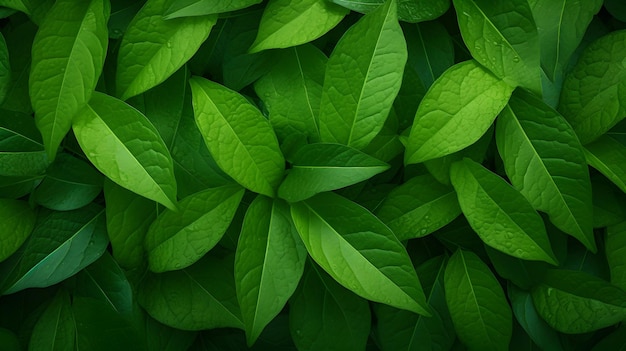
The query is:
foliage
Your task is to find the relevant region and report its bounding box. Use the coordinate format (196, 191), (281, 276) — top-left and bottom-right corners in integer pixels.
(1, 0), (626, 349)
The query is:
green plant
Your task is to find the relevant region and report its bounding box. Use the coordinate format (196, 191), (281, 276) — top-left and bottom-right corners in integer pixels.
(1, 0), (626, 349)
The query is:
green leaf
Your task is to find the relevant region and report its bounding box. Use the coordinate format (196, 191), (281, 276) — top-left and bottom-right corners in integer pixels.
(104, 179), (157, 269)
(607, 221), (626, 291)
(72, 252), (133, 315)
(0, 328), (20, 351)
(450, 158), (558, 264)
(375, 256), (455, 351)
(249, 0), (347, 53)
(404, 20), (455, 89)
(145, 185), (244, 272)
(558, 30), (626, 144)
(584, 135), (626, 193)
(318, 0), (407, 149)
(444, 249), (512, 351)
(592, 173), (626, 227)
(531, 269), (626, 333)
(1, 20), (36, 114)
(453, 0), (541, 93)
(254, 44), (325, 143)
(116, 0), (217, 100)
(0, 204), (108, 295)
(33, 153), (103, 211)
(0, 33), (10, 106)
(528, 0), (602, 82)
(278, 143), (389, 202)
(189, 76), (284, 197)
(73, 92), (178, 210)
(29, 0), (109, 159)
(331, 0), (450, 23)
(496, 89), (595, 252)
(0, 198), (35, 263)
(290, 192), (430, 315)
(143, 314), (197, 351)
(29, 290), (75, 351)
(592, 324), (626, 351)
(405, 60), (514, 164)
(235, 196), (306, 345)
(0, 110), (49, 177)
(289, 262), (371, 351)
(138, 251), (244, 330)
(164, 0), (262, 19)
(376, 173), (460, 240)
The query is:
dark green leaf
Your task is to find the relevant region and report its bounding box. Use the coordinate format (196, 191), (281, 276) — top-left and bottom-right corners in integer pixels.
(0, 110), (49, 177)
(607, 221), (626, 291)
(584, 135), (626, 193)
(28, 290), (75, 351)
(0, 198), (35, 263)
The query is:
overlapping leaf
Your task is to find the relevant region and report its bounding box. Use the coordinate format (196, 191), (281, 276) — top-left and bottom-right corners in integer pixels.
(0, 108), (48, 178)
(584, 135), (626, 193)
(29, 290), (75, 351)
(164, 0), (262, 19)
(0, 198), (35, 262)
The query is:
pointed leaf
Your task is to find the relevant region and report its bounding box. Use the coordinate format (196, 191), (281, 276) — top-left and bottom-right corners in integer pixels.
(558, 30), (626, 144)
(235, 196), (306, 345)
(73, 92), (178, 210)
(496, 89), (595, 251)
(138, 252), (244, 330)
(450, 158), (558, 264)
(376, 173), (461, 240)
(190, 77), (284, 197)
(249, 0), (347, 53)
(405, 60), (514, 164)
(0, 204), (108, 295)
(289, 262), (371, 351)
(290, 192), (430, 315)
(0, 198), (35, 263)
(164, 0), (262, 19)
(584, 135), (626, 193)
(29, 0), (109, 159)
(453, 0), (541, 93)
(116, 0), (216, 100)
(29, 290), (75, 351)
(531, 269), (626, 333)
(444, 249), (512, 351)
(278, 143), (389, 202)
(318, 0), (407, 149)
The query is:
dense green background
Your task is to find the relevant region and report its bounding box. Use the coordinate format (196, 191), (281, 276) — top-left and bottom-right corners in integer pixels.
(1, 0), (626, 350)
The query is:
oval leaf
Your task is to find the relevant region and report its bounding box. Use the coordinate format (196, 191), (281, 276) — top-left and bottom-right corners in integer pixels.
(190, 76), (285, 197)
(405, 60), (514, 164)
(235, 196), (306, 345)
(290, 192), (431, 315)
(278, 143), (389, 202)
(29, 0), (109, 159)
(444, 249), (512, 351)
(145, 185), (244, 272)
(116, 0), (216, 100)
(318, 0), (407, 149)
(450, 158), (558, 264)
(0, 198), (35, 262)
(249, 0), (347, 53)
(496, 89), (595, 251)
(73, 92), (178, 210)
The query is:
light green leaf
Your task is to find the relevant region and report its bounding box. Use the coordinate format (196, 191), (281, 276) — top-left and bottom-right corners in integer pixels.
(584, 135), (626, 193)
(145, 185), (244, 272)
(290, 192), (431, 315)
(496, 89), (595, 252)
(531, 269), (626, 333)
(29, 290), (75, 351)
(289, 262), (371, 351)
(249, 0), (347, 53)
(278, 143), (389, 202)
(607, 221), (626, 291)
(29, 0), (109, 160)
(0, 198), (35, 263)
(528, 0), (602, 82)
(405, 60), (514, 164)
(73, 92), (178, 210)
(444, 249), (512, 351)
(235, 196), (306, 345)
(138, 251), (243, 330)
(254, 44), (325, 143)
(0, 204), (108, 295)
(0, 110), (49, 177)
(450, 158), (558, 264)
(164, 0), (262, 19)
(453, 0), (541, 93)
(189, 76), (284, 197)
(104, 179), (157, 269)
(116, 0), (216, 100)
(33, 153), (103, 211)
(558, 30), (626, 144)
(318, 0), (407, 149)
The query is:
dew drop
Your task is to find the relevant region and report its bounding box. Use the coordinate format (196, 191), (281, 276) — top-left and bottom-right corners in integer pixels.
(166, 41), (172, 48)
(513, 56), (520, 63)
(419, 228), (428, 235)
(295, 329), (302, 337)
(462, 11), (470, 16)
(547, 288), (553, 296)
